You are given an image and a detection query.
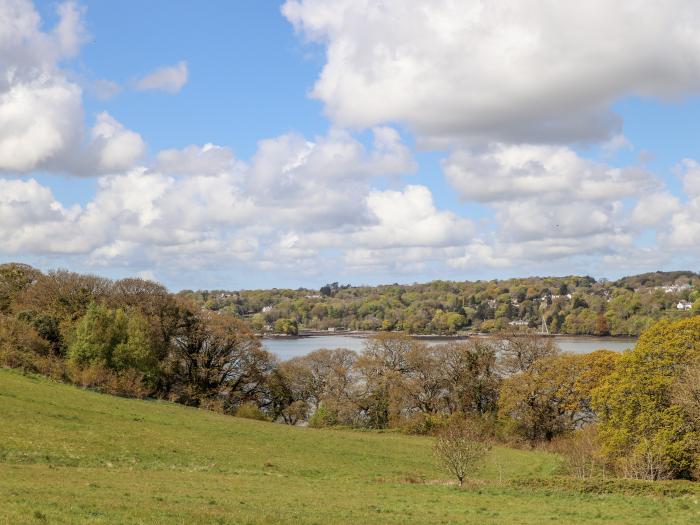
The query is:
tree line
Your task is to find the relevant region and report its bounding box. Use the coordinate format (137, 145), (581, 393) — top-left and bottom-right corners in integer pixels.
(2, 263), (700, 480)
(182, 271), (700, 336)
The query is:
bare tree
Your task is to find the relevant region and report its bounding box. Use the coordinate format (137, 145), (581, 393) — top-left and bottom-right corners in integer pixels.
(440, 340), (500, 415)
(495, 330), (559, 375)
(434, 419), (491, 487)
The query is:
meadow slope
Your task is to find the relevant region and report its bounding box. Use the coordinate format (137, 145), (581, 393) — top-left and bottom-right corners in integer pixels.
(1, 369), (699, 524)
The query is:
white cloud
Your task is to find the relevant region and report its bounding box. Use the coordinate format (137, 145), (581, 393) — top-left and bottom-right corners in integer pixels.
(0, 1), (146, 176)
(135, 61), (188, 94)
(89, 112), (145, 172)
(0, 126), (453, 275)
(0, 0), (90, 172)
(0, 70), (83, 171)
(443, 144), (657, 204)
(631, 192), (679, 228)
(441, 142), (660, 265)
(357, 185), (472, 248)
(155, 143), (243, 176)
(283, 0), (700, 145)
(663, 160), (700, 248)
(446, 242), (513, 270)
(0, 177), (90, 253)
(90, 79), (121, 100)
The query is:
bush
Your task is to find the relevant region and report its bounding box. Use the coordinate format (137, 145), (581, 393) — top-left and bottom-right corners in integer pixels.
(401, 412), (450, 435)
(308, 403), (338, 428)
(70, 364), (149, 398)
(549, 426), (606, 478)
(235, 402), (268, 421)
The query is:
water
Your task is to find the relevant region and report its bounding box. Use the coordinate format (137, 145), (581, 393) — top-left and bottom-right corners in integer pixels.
(262, 334), (636, 361)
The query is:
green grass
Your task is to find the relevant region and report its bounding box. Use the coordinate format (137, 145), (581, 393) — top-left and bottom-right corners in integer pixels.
(1, 368), (699, 524)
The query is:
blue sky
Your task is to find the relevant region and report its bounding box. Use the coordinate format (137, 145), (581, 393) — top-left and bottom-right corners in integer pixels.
(3, 1), (700, 290)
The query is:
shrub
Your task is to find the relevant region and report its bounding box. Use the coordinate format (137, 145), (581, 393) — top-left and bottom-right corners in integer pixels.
(434, 418), (491, 486)
(235, 402), (268, 421)
(70, 364), (149, 398)
(401, 412), (450, 435)
(308, 403), (338, 428)
(549, 426), (606, 478)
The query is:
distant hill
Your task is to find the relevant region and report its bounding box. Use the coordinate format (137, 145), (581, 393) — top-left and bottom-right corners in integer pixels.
(613, 270), (698, 289)
(181, 272), (700, 337)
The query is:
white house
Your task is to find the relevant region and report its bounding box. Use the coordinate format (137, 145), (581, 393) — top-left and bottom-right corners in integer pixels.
(677, 300), (692, 311)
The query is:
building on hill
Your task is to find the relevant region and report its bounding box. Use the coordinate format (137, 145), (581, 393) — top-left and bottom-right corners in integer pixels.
(677, 300), (692, 311)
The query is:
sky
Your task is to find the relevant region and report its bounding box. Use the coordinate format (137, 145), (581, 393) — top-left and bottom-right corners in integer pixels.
(2, 0), (700, 291)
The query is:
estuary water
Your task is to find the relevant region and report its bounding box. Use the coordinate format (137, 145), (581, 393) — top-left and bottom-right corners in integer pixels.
(262, 334), (636, 361)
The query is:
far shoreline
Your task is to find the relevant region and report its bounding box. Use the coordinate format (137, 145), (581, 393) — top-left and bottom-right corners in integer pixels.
(261, 330), (638, 341)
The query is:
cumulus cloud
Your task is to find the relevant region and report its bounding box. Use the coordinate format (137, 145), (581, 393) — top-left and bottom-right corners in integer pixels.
(246, 127), (416, 230)
(283, 0), (700, 145)
(0, 127), (436, 275)
(662, 160), (700, 248)
(0, 178), (89, 253)
(443, 144), (657, 204)
(89, 112), (146, 172)
(0, 1), (145, 176)
(0, 0), (88, 172)
(357, 185), (472, 248)
(135, 61), (188, 94)
(155, 143), (243, 176)
(631, 192), (680, 228)
(440, 142), (660, 266)
(0, 70), (83, 171)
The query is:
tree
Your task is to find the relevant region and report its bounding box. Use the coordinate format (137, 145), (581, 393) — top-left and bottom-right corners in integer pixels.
(592, 317), (700, 479)
(112, 312), (159, 380)
(499, 351), (618, 443)
(169, 306), (275, 411)
(0, 314), (51, 371)
(496, 330), (559, 375)
(441, 340), (500, 415)
(0, 263), (41, 313)
(67, 303), (127, 368)
(672, 358), (700, 426)
(434, 419), (491, 487)
(355, 332), (415, 427)
(595, 312), (610, 336)
(274, 318), (298, 336)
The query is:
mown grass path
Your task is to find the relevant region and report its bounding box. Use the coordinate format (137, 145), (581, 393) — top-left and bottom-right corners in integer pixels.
(1, 369), (699, 524)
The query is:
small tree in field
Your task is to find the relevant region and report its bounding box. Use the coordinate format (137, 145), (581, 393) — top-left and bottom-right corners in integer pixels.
(434, 419), (490, 487)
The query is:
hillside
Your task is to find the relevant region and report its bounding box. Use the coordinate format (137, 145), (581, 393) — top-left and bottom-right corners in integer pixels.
(1, 369), (699, 524)
(181, 271), (700, 336)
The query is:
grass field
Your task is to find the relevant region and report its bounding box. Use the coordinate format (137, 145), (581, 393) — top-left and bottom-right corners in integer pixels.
(1, 368), (700, 524)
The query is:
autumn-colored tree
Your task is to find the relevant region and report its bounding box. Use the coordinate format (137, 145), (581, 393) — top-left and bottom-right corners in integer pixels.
(672, 358), (700, 426)
(0, 263), (41, 313)
(592, 317), (700, 479)
(499, 351), (619, 443)
(595, 312), (610, 336)
(0, 314), (51, 370)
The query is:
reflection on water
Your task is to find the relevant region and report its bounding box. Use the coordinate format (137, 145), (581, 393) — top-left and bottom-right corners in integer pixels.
(262, 334), (636, 361)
